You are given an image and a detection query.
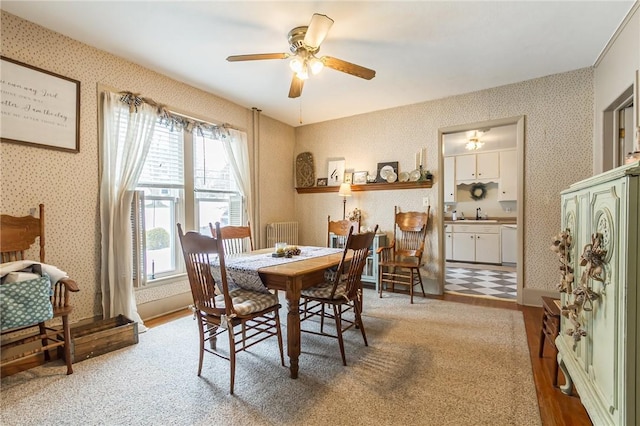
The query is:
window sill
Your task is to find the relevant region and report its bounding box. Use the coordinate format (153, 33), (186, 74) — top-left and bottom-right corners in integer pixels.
(137, 273), (187, 290)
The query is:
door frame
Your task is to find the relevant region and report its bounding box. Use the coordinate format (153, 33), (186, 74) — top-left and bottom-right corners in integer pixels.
(437, 115), (525, 304)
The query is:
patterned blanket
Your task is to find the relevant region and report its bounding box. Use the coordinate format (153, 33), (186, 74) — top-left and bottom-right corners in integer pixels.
(210, 246), (342, 293)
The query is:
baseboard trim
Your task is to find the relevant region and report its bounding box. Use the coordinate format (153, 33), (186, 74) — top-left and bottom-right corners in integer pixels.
(137, 292), (192, 322)
(521, 287), (560, 307)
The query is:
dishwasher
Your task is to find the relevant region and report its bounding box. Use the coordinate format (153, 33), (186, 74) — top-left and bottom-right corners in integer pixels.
(501, 224), (517, 264)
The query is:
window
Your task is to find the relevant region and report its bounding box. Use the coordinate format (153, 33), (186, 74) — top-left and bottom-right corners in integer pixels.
(134, 124), (243, 284)
(193, 130), (243, 236)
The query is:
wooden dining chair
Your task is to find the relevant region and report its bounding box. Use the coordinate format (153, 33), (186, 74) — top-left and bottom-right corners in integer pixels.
(209, 222), (254, 254)
(327, 215), (360, 248)
(178, 222), (284, 394)
(377, 206), (430, 303)
(300, 225), (378, 366)
(1, 204), (79, 375)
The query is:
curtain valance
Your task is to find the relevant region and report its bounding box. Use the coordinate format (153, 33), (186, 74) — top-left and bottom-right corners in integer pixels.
(118, 91), (232, 138)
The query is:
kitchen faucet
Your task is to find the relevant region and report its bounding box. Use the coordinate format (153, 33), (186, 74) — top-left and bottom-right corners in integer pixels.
(476, 207), (482, 220)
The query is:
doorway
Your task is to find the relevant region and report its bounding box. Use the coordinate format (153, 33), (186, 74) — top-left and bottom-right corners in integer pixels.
(437, 116), (525, 304)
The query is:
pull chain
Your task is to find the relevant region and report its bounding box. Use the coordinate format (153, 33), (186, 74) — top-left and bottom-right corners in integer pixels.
(299, 98), (303, 124)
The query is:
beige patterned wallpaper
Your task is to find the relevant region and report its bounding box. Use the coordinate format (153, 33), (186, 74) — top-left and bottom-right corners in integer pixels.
(295, 68), (594, 300)
(0, 12), (296, 322)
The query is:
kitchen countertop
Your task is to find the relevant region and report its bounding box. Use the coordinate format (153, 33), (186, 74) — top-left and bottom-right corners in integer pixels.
(444, 218), (517, 225)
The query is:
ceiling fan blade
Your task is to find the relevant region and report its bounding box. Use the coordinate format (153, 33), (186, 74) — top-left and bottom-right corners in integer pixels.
(303, 13), (334, 50)
(226, 53), (289, 62)
(288, 74), (304, 98)
(322, 56), (376, 80)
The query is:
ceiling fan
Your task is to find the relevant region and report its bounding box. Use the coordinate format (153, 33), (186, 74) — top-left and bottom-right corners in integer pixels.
(226, 13), (376, 98)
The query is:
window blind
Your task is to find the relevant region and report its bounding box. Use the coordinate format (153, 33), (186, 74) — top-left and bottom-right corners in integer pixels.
(138, 125), (184, 188)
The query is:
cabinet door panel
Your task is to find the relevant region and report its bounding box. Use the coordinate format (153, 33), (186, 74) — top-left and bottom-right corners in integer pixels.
(476, 152), (499, 180)
(588, 180), (624, 418)
(499, 150), (517, 201)
(452, 232), (475, 262)
(444, 156), (456, 202)
(455, 154), (476, 181)
(474, 233), (500, 263)
(445, 232), (453, 260)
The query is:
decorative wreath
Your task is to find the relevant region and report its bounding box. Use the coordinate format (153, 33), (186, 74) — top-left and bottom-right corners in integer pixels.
(469, 183), (487, 201)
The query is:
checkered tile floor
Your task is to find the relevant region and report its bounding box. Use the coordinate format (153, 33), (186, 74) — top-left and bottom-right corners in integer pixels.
(445, 267), (517, 300)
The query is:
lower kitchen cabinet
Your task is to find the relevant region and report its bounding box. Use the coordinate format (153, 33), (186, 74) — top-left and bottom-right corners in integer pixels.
(445, 229), (453, 260)
(449, 224), (501, 264)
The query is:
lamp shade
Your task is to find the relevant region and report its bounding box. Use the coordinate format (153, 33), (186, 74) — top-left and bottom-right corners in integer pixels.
(338, 183), (352, 197)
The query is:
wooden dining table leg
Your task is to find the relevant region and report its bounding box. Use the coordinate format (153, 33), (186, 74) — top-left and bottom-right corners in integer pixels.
(285, 277), (302, 379)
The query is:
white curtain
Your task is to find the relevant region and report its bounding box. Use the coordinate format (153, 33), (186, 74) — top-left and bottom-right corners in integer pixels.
(99, 91), (157, 328)
(222, 129), (254, 233)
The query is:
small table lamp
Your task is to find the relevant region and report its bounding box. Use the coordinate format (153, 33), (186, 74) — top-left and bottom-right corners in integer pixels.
(338, 183), (352, 219)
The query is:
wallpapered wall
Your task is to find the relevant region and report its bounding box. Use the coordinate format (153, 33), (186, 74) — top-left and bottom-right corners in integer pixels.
(0, 10), (600, 317)
(295, 68), (594, 300)
(0, 12), (296, 322)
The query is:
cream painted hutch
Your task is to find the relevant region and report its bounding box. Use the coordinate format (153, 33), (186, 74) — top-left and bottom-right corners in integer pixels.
(557, 161), (639, 425)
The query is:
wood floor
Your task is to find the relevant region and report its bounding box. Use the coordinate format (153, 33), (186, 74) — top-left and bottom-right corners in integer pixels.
(2, 294), (591, 425)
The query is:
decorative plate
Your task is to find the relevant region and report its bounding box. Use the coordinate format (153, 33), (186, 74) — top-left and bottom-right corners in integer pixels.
(398, 171), (409, 182)
(386, 172), (397, 183)
(380, 165), (394, 180)
(409, 169), (421, 181)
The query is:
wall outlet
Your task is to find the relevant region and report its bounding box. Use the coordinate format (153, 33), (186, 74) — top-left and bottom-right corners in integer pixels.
(423, 197), (430, 207)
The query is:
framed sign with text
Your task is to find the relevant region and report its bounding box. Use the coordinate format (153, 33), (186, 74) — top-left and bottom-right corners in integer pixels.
(1, 56), (80, 152)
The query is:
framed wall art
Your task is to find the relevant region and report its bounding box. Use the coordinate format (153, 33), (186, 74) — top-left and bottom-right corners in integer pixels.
(327, 158), (345, 186)
(0, 56), (80, 153)
(343, 172), (353, 184)
(353, 171), (368, 184)
(317, 178), (328, 186)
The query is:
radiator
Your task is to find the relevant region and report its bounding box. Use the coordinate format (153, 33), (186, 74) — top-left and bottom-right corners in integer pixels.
(266, 222), (299, 247)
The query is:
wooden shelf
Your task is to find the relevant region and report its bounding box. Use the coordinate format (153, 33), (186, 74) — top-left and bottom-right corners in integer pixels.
(296, 180), (433, 193)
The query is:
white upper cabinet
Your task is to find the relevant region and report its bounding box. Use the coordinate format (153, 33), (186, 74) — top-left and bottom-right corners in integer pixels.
(455, 152), (499, 183)
(498, 149), (517, 201)
(444, 156), (456, 203)
(476, 152), (500, 180)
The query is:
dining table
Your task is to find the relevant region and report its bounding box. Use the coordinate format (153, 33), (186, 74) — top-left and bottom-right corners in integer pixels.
(218, 246), (350, 379)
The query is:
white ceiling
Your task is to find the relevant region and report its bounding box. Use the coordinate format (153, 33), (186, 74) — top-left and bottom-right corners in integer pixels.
(1, 1), (634, 127)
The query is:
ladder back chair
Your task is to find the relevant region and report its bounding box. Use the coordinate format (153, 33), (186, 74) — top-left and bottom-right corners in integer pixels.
(377, 206), (430, 303)
(1, 204), (79, 375)
(209, 222), (254, 255)
(327, 215), (360, 248)
(178, 222), (284, 394)
(300, 225), (378, 366)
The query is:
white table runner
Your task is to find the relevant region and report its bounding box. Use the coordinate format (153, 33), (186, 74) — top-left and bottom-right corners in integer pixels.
(210, 246), (342, 293)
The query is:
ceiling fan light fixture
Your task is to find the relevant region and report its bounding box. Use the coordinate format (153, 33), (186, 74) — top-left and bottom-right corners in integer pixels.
(226, 13), (375, 99)
(309, 56), (324, 75)
(465, 129), (486, 150)
(296, 66), (309, 80)
(289, 57), (304, 73)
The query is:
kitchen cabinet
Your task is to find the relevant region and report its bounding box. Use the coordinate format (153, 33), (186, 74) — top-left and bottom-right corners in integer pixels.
(455, 152), (499, 182)
(500, 225), (517, 264)
(450, 223), (501, 264)
(498, 149), (517, 201)
(444, 156), (456, 203)
(557, 161), (639, 425)
(445, 228), (453, 260)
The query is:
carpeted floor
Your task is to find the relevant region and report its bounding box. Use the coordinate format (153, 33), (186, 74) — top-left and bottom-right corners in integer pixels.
(0, 289), (541, 426)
